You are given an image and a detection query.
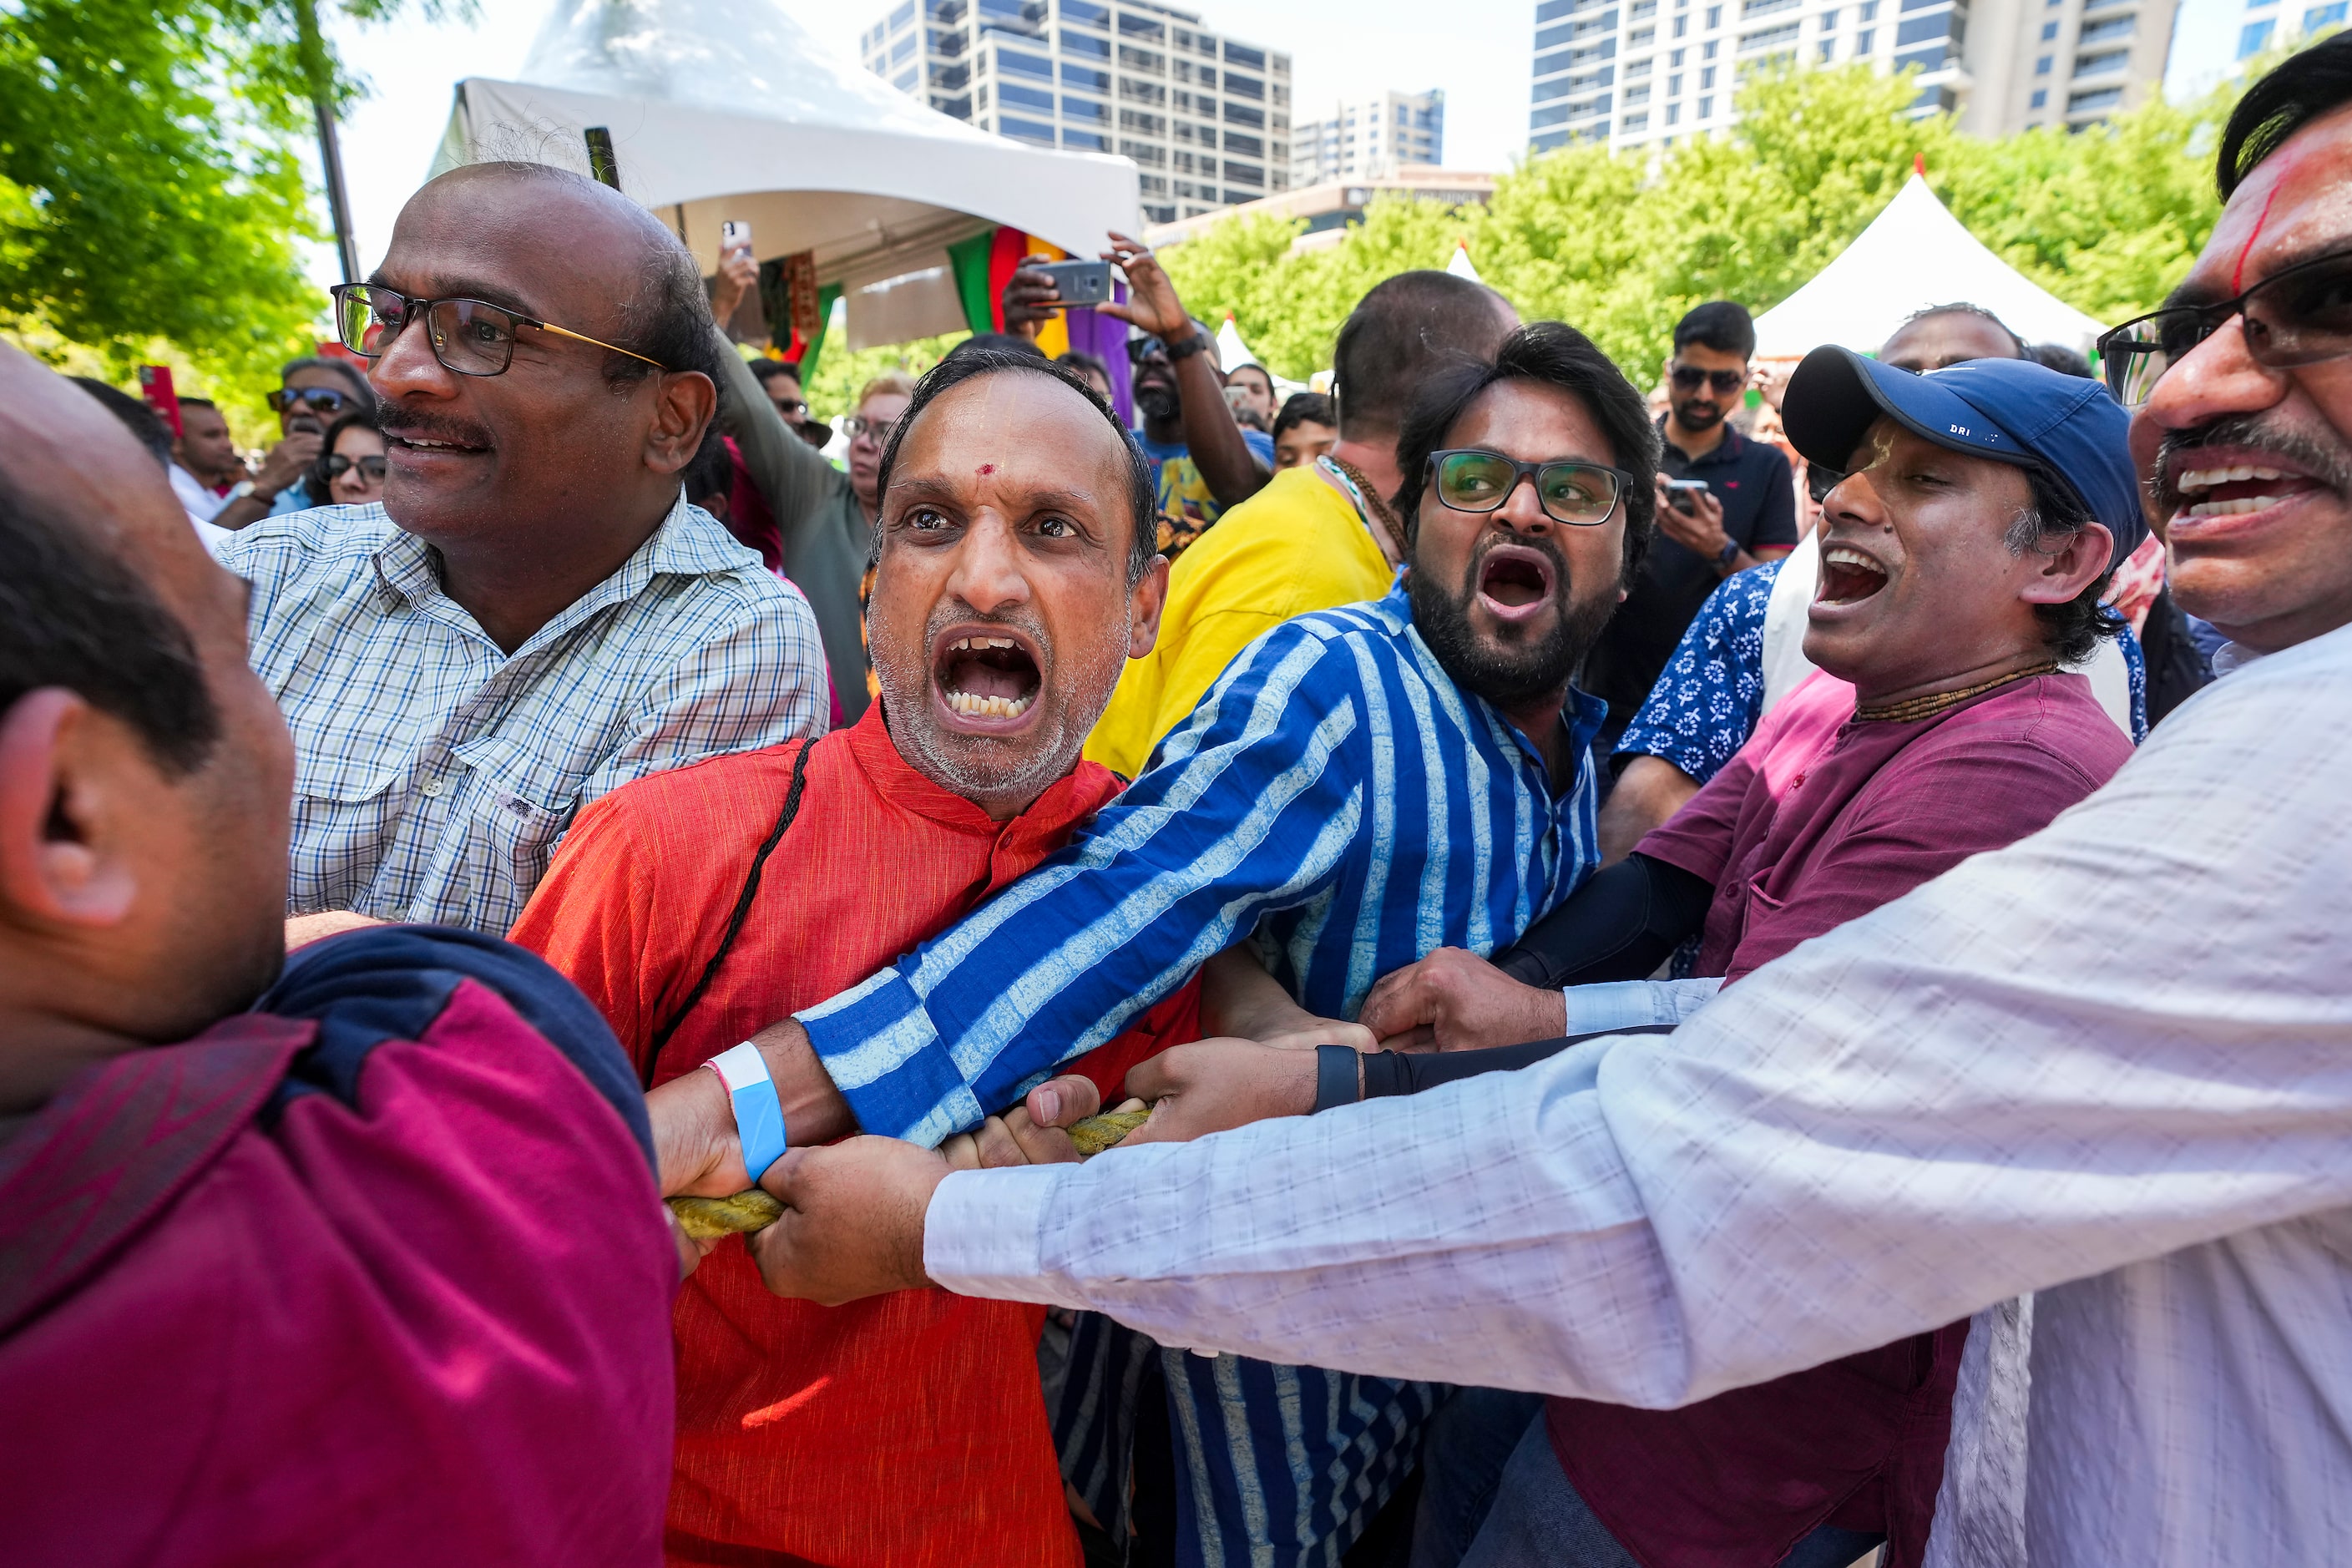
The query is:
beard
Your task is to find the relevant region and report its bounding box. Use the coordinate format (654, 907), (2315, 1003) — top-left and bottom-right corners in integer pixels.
(1671, 395), (1726, 432)
(1408, 533), (1618, 710)
(1134, 381), (1179, 423)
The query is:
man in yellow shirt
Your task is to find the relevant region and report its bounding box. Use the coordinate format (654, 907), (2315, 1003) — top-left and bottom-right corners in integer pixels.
(1085, 271), (1520, 776)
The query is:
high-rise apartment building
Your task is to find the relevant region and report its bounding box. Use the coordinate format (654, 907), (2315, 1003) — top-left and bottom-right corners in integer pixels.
(860, 0), (1292, 224)
(2233, 0), (2344, 59)
(1290, 89), (1446, 184)
(1527, 0), (2179, 156)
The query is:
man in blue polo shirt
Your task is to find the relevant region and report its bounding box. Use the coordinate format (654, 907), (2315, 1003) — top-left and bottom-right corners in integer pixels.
(1582, 301), (1797, 758)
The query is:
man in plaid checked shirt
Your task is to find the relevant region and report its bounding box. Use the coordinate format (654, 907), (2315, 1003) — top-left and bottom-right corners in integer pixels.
(220, 164), (826, 938)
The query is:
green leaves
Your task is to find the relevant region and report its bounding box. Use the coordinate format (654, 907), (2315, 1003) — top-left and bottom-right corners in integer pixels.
(1160, 61), (2238, 386)
(0, 0), (323, 417)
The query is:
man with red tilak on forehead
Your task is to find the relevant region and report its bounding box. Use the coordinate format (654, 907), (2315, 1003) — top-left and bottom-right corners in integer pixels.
(510, 348), (1195, 1566)
(737, 36), (2352, 1568)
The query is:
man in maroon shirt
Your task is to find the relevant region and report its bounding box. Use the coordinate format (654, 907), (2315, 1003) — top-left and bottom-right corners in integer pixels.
(0, 344), (682, 1565)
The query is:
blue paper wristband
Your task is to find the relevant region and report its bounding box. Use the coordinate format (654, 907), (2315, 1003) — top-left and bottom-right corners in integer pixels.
(710, 1041), (789, 1183)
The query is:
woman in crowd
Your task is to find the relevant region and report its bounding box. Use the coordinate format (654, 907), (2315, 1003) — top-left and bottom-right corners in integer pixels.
(301, 408), (386, 508)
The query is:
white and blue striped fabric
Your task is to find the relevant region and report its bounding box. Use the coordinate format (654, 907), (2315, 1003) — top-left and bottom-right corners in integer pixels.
(802, 580), (1606, 1565)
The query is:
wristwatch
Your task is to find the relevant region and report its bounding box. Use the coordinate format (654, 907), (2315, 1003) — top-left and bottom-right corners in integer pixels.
(226, 478), (274, 503)
(1714, 537), (1742, 569)
(1164, 331), (1212, 362)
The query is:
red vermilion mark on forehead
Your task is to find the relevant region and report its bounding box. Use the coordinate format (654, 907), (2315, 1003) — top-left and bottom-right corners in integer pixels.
(2229, 166), (2292, 293)
(978, 463), (998, 475)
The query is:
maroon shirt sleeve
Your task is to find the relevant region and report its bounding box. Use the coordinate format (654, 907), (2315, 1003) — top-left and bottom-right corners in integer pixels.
(1637, 711), (1771, 886)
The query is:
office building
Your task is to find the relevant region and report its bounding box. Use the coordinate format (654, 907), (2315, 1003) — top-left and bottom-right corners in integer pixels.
(2233, 0), (2345, 60)
(1526, 0), (2181, 156)
(1146, 165), (1496, 251)
(1291, 89), (1446, 184)
(860, 0), (1292, 224)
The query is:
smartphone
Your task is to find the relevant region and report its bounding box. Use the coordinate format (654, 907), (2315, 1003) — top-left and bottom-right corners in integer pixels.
(1667, 478), (1710, 515)
(1037, 259), (1113, 307)
(721, 220), (753, 261)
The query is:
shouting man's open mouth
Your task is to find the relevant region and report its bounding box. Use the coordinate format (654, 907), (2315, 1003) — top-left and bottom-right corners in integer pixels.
(933, 625), (1044, 731)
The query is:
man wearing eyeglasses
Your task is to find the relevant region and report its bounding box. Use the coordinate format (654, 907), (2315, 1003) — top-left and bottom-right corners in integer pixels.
(727, 36), (2352, 1568)
(650, 321), (1657, 1565)
(209, 356), (375, 531)
(1584, 301), (1797, 764)
(217, 161), (826, 938)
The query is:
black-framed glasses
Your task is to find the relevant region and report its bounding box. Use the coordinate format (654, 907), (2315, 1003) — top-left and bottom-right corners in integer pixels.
(323, 453), (387, 483)
(329, 283), (669, 378)
(1669, 363), (1748, 395)
(268, 385), (359, 417)
(1428, 448), (1631, 527)
(2097, 248), (2352, 407)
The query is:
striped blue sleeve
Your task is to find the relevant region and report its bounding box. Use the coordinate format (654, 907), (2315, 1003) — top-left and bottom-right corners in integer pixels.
(798, 620), (1373, 1146)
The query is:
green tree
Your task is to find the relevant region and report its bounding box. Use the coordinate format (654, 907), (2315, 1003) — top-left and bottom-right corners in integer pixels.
(0, 0), (322, 416)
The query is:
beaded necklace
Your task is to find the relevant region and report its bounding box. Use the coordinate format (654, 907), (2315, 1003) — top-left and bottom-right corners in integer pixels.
(1318, 455), (1405, 566)
(1855, 662), (2058, 724)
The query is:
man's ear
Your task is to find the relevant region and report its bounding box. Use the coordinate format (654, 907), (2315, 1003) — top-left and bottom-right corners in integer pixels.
(1127, 552), (1171, 660)
(0, 690), (139, 929)
(645, 370), (720, 478)
(2020, 522), (2116, 606)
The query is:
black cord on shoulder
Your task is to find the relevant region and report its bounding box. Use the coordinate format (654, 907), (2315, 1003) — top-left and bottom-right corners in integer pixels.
(641, 739), (815, 1086)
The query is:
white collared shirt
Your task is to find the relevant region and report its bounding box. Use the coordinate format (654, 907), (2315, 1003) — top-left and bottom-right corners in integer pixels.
(928, 620), (2352, 1567)
(222, 496), (827, 933)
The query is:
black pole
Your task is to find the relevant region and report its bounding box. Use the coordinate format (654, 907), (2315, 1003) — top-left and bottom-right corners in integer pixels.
(315, 99), (362, 284)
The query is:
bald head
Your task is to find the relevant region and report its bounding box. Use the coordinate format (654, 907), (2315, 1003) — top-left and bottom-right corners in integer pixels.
(362, 161), (722, 630)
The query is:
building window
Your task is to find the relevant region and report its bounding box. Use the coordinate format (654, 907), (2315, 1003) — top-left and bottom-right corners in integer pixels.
(2073, 48), (2129, 75)
(1703, 38), (1720, 55)
(1622, 110), (1650, 129)
(1700, 63), (1716, 84)
(1819, 38), (1834, 57)
(1706, 3), (1722, 22)
(890, 0), (915, 25)
(1061, 94), (1109, 121)
(1000, 80), (1054, 109)
(1671, 46), (1686, 63)
(998, 48), (1054, 78)
(2306, 1), (2349, 27)
(2030, 88), (2047, 107)
(1859, 1), (1878, 18)
(1668, 70), (1683, 91)
(1063, 0), (1109, 23)
(2238, 18), (2274, 53)
(2035, 53), (2052, 72)
(1064, 128), (1110, 149)
(1062, 63), (1110, 89)
(1000, 114), (1057, 143)
(1697, 94), (1712, 114)
(1855, 25), (1873, 48)
(1118, 12), (1165, 39)
(891, 33), (917, 63)
(2067, 85), (2124, 113)
(894, 66), (918, 89)
(2040, 20), (2057, 38)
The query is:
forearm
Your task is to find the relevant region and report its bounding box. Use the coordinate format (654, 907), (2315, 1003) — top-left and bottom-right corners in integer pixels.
(1490, 852), (1710, 989)
(1596, 757), (1702, 865)
(210, 494), (274, 531)
(1176, 355), (1267, 507)
(711, 329), (832, 530)
(1200, 943), (1315, 1038)
(647, 1017), (857, 1196)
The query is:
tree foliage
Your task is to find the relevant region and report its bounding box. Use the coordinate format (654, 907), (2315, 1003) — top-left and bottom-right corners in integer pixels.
(1161, 58), (2241, 386)
(0, 0), (329, 417)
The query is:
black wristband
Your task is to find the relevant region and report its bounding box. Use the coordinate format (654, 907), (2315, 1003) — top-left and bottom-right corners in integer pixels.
(1164, 331), (1211, 362)
(1312, 1044), (1360, 1112)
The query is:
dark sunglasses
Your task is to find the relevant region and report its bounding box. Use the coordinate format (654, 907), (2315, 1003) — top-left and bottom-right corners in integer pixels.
(1427, 448), (1631, 527)
(1669, 363), (1748, 395)
(1125, 336), (1171, 364)
(268, 385), (357, 416)
(330, 282), (668, 378)
(2097, 247), (2352, 407)
(323, 453), (387, 483)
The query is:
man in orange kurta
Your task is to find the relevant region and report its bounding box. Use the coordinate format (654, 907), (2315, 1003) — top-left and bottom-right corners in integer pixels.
(510, 346), (1185, 1567)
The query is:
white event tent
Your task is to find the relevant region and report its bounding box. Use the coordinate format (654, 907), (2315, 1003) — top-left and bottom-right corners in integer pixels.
(432, 0), (1138, 350)
(1751, 173), (2107, 360)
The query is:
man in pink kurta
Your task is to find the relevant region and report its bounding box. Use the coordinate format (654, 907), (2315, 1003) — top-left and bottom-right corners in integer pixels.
(0, 345), (680, 1565)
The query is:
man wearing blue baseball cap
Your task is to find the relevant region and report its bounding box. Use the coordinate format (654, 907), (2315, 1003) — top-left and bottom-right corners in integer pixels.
(1033, 347), (2147, 1567)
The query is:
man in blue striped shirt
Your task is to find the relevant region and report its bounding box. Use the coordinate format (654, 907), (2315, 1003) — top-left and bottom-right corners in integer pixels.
(655, 321), (1661, 1561)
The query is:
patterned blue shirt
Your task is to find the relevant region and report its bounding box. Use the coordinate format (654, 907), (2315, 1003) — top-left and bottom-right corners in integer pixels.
(800, 581), (1609, 1147)
(1618, 559), (2151, 786)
